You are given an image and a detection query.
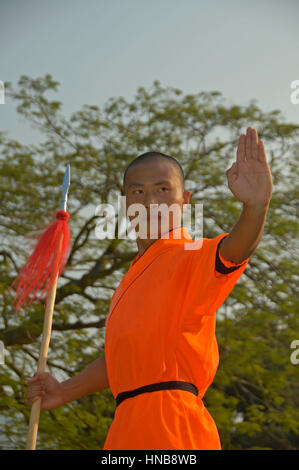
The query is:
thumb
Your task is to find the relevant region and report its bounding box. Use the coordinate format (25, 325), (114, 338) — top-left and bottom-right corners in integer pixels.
(27, 374), (38, 384)
(27, 372), (47, 384)
(226, 162), (238, 178)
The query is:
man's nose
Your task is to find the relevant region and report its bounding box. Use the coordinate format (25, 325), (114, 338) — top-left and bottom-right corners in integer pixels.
(144, 193), (159, 208)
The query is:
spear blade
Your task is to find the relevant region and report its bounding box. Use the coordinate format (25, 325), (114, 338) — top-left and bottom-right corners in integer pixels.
(60, 162), (70, 211)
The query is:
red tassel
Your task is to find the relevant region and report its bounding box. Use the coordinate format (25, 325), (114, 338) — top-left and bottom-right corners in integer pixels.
(10, 210), (71, 310)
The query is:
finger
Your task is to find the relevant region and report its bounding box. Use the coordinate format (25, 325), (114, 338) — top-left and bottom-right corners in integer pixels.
(28, 395), (43, 406)
(258, 140), (267, 162)
(27, 384), (45, 395)
(251, 128), (258, 160)
(27, 387), (45, 399)
(27, 376), (44, 386)
(245, 127), (252, 160)
(237, 134), (246, 162)
(27, 376), (39, 384)
(27, 372), (48, 384)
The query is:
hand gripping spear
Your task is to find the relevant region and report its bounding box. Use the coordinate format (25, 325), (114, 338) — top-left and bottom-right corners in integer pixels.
(10, 164), (71, 450)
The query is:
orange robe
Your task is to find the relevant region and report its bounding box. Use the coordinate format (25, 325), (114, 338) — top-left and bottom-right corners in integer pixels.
(103, 226), (250, 450)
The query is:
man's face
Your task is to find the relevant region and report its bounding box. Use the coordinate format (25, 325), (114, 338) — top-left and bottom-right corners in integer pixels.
(123, 159), (191, 239)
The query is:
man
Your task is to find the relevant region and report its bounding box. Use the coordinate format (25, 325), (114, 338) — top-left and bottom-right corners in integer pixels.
(27, 127), (273, 449)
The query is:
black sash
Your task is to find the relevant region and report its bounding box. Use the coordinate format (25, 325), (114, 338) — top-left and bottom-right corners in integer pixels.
(116, 380), (198, 408)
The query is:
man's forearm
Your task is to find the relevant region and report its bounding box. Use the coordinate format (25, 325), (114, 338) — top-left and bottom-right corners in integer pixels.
(220, 202), (269, 264)
(60, 355), (110, 404)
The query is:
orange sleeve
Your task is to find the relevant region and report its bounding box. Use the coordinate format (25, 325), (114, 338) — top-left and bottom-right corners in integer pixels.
(215, 234), (249, 272)
(218, 249), (244, 267)
(188, 233), (250, 316)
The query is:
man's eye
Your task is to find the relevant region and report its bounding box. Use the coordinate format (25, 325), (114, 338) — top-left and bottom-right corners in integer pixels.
(159, 187), (168, 192)
(133, 189), (143, 194)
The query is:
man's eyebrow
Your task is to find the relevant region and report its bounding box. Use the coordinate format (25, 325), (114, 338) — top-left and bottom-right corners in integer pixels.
(128, 180), (171, 188)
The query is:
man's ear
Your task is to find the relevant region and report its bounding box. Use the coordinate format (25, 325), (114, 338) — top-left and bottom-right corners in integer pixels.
(183, 190), (191, 207)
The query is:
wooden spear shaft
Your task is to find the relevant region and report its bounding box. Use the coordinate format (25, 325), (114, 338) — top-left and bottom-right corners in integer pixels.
(26, 234), (63, 450)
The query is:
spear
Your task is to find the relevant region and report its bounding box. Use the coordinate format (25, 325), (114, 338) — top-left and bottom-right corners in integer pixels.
(10, 164), (71, 450)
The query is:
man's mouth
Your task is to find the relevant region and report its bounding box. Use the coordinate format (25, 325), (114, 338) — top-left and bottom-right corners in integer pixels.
(142, 214), (161, 222)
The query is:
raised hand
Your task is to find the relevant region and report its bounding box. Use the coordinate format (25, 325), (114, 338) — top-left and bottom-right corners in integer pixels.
(226, 127), (273, 207)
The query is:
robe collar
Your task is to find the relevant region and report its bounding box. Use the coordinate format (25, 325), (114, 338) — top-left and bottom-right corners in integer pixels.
(130, 225), (193, 268)
(105, 225), (193, 326)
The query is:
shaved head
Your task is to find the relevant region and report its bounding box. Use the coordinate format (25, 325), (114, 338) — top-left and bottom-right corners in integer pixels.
(123, 152), (185, 194)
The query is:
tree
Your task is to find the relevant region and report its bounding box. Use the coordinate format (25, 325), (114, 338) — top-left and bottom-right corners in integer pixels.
(0, 74), (298, 449)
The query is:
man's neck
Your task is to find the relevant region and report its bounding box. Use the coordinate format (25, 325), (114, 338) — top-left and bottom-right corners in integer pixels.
(136, 237), (157, 257)
(136, 225), (182, 257)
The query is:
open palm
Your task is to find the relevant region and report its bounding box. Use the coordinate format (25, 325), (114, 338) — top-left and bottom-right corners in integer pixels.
(226, 127), (273, 206)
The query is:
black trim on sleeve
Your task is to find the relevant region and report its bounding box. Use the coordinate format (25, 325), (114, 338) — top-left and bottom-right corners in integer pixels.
(215, 236), (244, 274)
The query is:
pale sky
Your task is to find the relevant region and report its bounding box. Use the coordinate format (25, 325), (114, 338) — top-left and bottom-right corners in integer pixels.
(1, 0), (298, 145)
